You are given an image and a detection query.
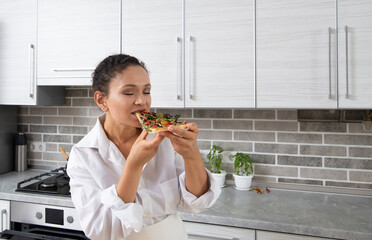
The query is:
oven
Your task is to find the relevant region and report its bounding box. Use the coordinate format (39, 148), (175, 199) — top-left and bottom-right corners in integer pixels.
(0, 167), (90, 240)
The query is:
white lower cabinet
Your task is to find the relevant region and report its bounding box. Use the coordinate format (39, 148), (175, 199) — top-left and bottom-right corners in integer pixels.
(0, 200), (10, 239)
(184, 221), (255, 240)
(256, 230), (335, 240)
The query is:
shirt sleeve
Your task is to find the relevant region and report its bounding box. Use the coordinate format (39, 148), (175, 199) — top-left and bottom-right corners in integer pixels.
(175, 152), (221, 214)
(67, 147), (144, 240)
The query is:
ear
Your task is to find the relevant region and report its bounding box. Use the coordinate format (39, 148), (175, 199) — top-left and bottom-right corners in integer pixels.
(94, 91), (108, 112)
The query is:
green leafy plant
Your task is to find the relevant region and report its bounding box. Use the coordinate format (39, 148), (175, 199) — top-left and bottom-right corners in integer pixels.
(232, 153), (253, 176)
(207, 145), (224, 174)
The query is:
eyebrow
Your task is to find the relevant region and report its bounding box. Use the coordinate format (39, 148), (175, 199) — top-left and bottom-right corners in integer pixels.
(121, 83), (151, 88)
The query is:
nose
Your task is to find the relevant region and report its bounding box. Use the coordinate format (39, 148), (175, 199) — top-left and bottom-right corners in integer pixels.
(135, 93), (146, 106)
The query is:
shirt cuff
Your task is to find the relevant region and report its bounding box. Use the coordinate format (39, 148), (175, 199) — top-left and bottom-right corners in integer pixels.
(101, 185), (144, 233)
(179, 168), (221, 213)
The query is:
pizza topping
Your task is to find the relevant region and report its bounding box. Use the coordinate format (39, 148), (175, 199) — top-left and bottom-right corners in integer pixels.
(136, 110), (187, 132)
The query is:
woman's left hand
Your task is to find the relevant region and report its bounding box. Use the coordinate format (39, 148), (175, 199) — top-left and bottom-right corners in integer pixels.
(160, 123), (200, 161)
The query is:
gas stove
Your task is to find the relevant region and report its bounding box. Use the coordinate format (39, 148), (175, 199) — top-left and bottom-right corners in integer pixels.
(15, 167), (70, 197)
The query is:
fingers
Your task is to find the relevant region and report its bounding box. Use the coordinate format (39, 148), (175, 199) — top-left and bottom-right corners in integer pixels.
(167, 123), (198, 139)
(136, 128), (149, 142)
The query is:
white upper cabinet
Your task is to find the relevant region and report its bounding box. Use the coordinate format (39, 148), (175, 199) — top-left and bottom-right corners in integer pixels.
(256, 0), (337, 109)
(0, 0), (37, 104)
(338, 0), (372, 109)
(184, 0), (255, 108)
(122, 0), (255, 108)
(37, 0), (121, 86)
(122, 0), (183, 108)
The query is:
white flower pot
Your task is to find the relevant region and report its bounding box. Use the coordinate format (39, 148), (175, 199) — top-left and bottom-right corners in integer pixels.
(233, 174), (253, 190)
(211, 170), (227, 188)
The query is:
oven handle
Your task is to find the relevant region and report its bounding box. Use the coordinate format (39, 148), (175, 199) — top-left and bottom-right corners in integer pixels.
(1, 229), (89, 240)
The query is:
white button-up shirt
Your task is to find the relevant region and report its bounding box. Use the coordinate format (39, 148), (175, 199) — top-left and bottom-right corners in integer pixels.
(67, 117), (221, 240)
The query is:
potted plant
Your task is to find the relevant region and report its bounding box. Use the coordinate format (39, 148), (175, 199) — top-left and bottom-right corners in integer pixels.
(207, 144), (226, 187)
(232, 152), (254, 190)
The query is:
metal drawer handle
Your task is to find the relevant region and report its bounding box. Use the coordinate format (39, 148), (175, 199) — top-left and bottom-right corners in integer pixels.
(176, 37), (182, 100)
(188, 233), (239, 240)
(328, 27), (332, 99)
(1, 209), (7, 232)
(344, 25), (349, 99)
(189, 36), (194, 100)
(29, 44), (35, 98)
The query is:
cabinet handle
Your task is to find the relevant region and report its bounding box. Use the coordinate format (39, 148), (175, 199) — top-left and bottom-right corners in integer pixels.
(344, 25), (349, 99)
(188, 234), (239, 240)
(51, 68), (95, 72)
(176, 37), (182, 100)
(328, 27), (332, 99)
(1, 209), (7, 232)
(189, 36), (194, 100)
(29, 44), (35, 98)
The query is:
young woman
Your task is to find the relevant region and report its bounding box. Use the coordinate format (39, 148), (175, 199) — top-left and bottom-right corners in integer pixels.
(67, 54), (221, 240)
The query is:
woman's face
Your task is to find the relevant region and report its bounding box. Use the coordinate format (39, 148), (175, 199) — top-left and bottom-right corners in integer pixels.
(104, 65), (151, 128)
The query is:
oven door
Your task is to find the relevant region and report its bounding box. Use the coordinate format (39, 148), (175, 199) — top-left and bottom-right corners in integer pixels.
(1, 223), (89, 240)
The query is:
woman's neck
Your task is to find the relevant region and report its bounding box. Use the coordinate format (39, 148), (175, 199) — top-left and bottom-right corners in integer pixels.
(101, 113), (140, 145)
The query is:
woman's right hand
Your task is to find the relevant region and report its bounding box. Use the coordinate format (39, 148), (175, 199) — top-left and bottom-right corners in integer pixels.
(126, 129), (165, 168)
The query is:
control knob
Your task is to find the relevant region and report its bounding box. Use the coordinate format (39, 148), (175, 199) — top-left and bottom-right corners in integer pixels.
(67, 216), (74, 224)
(36, 212), (42, 219)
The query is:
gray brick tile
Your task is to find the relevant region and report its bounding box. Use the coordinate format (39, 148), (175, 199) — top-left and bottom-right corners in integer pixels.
(73, 135), (84, 144)
(197, 141), (211, 150)
(253, 176), (276, 182)
(72, 98), (97, 107)
(18, 116), (42, 124)
(59, 107), (88, 116)
(30, 107), (57, 115)
(234, 132), (275, 142)
(44, 116), (73, 125)
(73, 117), (97, 126)
(255, 143), (298, 154)
(349, 171), (372, 182)
(348, 123), (372, 133)
(254, 165), (298, 177)
(277, 110), (298, 120)
(278, 178), (323, 186)
(17, 125), (29, 133)
(255, 121), (298, 131)
(26, 133), (42, 142)
(234, 110), (275, 119)
(278, 155), (322, 167)
(30, 125), (57, 133)
(300, 168), (347, 180)
(278, 133), (322, 144)
(43, 134), (71, 143)
(250, 154), (275, 164)
(59, 126), (88, 135)
(214, 141), (252, 152)
(65, 88), (88, 97)
(18, 106), (29, 114)
(189, 119), (211, 129)
(89, 107), (104, 117)
(198, 130), (232, 140)
(194, 109), (232, 118)
(298, 110), (340, 121)
(213, 120), (253, 130)
(326, 181), (372, 189)
(349, 147), (372, 158)
(325, 134), (372, 146)
(300, 145), (347, 157)
(43, 152), (66, 161)
(300, 122), (347, 133)
(325, 158), (372, 170)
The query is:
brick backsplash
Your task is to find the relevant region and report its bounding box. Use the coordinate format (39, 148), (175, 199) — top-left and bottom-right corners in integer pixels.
(17, 87), (372, 194)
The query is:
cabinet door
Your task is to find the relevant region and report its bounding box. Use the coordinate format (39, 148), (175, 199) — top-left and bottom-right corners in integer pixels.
(122, 0), (183, 108)
(0, 0), (37, 105)
(185, 0), (255, 108)
(0, 200), (10, 239)
(38, 0), (121, 86)
(338, 0), (372, 108)
(184, 221), (255, 240)
(256, 0), (337, 108)
(257, 230), (335, 240)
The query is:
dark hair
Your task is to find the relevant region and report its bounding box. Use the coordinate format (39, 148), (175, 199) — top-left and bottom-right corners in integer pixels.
(92, 54), (148, 95)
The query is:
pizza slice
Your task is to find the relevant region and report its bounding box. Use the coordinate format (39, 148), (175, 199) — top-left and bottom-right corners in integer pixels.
(135, 110), (188, 133)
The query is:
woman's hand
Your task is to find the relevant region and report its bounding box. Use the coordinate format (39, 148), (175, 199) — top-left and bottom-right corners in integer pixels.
(127, 129), (165, 168)
(160, 123), (200, 161)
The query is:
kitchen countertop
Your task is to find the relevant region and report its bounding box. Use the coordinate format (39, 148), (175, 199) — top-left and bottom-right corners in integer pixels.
(1, 170), (371, 240)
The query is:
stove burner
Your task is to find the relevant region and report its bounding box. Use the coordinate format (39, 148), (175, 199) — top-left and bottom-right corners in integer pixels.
(16, 167), (70, 197)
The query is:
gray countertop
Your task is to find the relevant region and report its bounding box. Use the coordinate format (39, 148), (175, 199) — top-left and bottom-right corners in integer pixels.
(1, 170), (371, 240)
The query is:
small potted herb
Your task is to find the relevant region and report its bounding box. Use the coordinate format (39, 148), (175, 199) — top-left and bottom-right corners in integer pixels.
(207, 144), (226, 187)
(232, 152), (254, 190)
